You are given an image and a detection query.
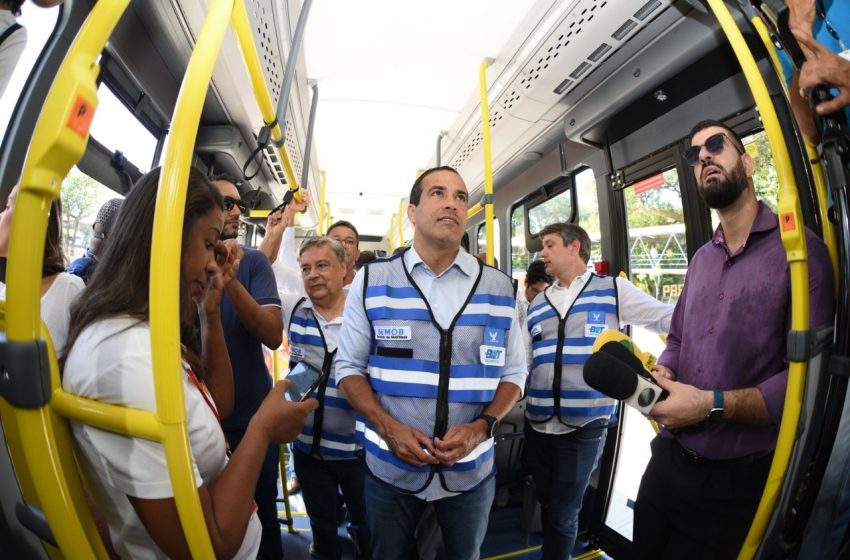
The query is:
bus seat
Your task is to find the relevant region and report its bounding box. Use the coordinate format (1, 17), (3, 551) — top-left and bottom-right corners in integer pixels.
(0, 306), (110, 558)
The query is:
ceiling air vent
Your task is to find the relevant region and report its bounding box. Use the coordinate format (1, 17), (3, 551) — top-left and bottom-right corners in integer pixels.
(588, 43), (612, 62)
(634, 0), (662, 21)
(553, 79), (573, 95)
(612, 19), (638, 40)
(570, 62), (591, 79)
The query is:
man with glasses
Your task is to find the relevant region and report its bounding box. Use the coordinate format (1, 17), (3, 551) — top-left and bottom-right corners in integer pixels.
(211, 174), (285, 560)
(632, 120), (834, 558)
(328, 220), (361, 286)
(68, 198), (122, 284)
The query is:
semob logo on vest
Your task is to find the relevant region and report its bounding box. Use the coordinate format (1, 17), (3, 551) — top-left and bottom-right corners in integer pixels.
(375, 325), (412, 340)
(480, 345), (506, 366)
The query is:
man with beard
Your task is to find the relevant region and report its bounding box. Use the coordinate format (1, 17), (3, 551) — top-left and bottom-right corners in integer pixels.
(211, 175), (285, 560)
(632, 120), (834, 558)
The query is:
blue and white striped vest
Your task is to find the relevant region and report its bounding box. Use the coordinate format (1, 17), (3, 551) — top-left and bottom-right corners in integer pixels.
(526, 274), (620, 430)
(289, 298), (364, 460)
(362, 252), (516, 493)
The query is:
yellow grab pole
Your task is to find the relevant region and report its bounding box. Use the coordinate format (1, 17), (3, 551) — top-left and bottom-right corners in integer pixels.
(467, 202), (483, 219)
(151, 0), (236, 556)
(479, 59), (496, 267)
(398, 198), (405, 246)
(706, 2), (810, 558)
(3, 0), (129, 556)
(751, 15), (839, 288)
(230, 0), (302, 200)
(326, 202), (331, 231)
(318, 171), (326, 235)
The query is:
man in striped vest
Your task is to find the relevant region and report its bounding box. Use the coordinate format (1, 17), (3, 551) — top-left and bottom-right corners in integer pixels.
(282, 237), (370, 560)
(525, 222), (672, 560)
(335, 166), (528, 560)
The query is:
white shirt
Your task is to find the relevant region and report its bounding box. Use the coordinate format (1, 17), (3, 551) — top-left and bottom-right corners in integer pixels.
(0, 10), (26, 98)
(272, 227), (306, 298)
(523, 270), (674, 434)
(63, 317), (261, 559)
(0, 272), (84, 357)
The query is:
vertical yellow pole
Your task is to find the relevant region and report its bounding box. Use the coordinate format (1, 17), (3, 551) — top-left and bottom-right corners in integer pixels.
(318, 172), (326, 235)
(479, 59), (496, 267)
(326, 203), (331, 232)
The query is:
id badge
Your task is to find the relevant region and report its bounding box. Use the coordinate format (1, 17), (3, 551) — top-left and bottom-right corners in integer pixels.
(585, 310), (606, 338)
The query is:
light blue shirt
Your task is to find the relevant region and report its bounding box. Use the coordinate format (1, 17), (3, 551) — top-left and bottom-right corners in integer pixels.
(334, 244), (528, 500)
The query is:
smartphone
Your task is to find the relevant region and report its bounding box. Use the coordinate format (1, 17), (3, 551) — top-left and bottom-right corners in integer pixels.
(284, 361), (325, 402)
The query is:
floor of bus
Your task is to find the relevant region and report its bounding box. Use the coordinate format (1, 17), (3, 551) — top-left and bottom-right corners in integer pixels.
(275, 456), (611, 560)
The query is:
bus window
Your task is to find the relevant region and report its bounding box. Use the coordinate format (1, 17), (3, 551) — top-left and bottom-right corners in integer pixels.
(61, 167), (125, 261)
(510, 205), (532, 281)
(604, 166), (686, 541)
(527, 188), (571, 236)
(0, 4), (60, 135)
(476, 218), (500, 265)
(575, 167), (601, 264)
(89, 83), (159, 171)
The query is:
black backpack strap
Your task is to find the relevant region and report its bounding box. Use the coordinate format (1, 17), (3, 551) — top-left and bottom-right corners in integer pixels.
(0, 23), (22, 47)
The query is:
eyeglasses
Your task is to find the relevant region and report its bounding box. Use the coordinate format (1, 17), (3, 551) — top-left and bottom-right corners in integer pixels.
(332, 237), (358, 248)
(223, 196), (248, 216)
(683, 133), (744, 166)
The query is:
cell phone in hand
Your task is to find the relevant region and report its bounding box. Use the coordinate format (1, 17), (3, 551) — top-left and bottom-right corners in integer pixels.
(284, 361), (325, 402)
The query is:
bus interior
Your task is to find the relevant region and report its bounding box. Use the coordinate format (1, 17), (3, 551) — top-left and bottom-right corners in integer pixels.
(1, 0), (848, 558)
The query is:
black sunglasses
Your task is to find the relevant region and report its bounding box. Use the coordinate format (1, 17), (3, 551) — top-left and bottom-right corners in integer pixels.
(683, 132), (743, 166)
(223, 196), (248, 216)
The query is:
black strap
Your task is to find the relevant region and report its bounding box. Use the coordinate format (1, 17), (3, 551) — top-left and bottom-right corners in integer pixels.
(0, 23), (22, 47)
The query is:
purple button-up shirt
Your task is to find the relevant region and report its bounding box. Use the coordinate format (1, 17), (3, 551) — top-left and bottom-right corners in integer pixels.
(658, 201), (834, 459)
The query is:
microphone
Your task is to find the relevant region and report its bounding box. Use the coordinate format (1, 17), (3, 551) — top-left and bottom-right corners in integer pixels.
(591, 329), (658, 372)
(583, 352), (668, 415)
(598, 341), (651, 379)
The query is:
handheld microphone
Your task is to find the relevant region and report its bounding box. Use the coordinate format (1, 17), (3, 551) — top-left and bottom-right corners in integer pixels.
(598, 341), (651, 379)
(583, 352), (668, 415)
(591, 329), (658, 372)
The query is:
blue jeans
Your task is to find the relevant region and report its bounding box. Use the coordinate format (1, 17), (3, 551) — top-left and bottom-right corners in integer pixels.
(524, 424), (607, 560)
(225, 427), (282, 560)
(364, 474), (496, 560)
(293, 450), (370, 559)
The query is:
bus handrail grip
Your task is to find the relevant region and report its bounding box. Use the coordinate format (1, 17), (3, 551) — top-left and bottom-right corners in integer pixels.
(230, 0), (302, 200)
(150, 0), (236, 556)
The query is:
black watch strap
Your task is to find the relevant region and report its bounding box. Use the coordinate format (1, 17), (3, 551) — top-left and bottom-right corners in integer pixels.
(475, 413), (498, 439)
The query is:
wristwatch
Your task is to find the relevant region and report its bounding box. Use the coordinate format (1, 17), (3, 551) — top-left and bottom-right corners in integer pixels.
(475, 413), (499, 439)
(706, 389), (725, 423)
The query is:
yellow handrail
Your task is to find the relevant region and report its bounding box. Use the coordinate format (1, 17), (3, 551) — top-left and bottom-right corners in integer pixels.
(751, 15), (839, 289)
(705, 2), (810, 559)
(468, 202), (483, 219)
(326, 202), (331, 231)
(479, 59), (496, 267)
(150, 0), (237, 556)
(3, 0), (131, 556)
(231, 0), (302, 201)
(318, 171), (326, 234)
